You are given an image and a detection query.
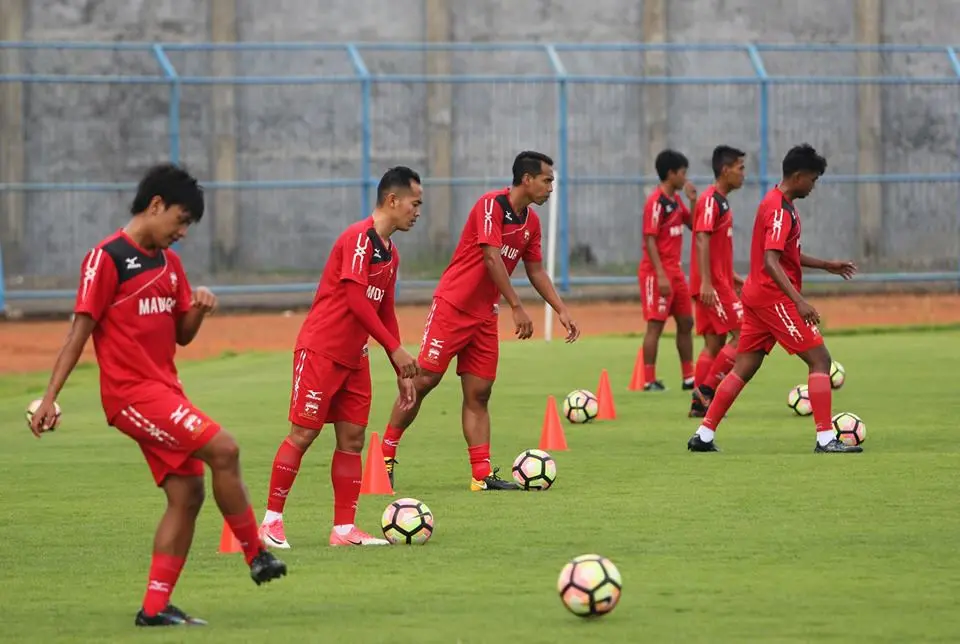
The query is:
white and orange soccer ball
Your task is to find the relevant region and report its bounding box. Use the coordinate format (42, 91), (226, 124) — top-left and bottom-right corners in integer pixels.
(380, 498), (434, 545)
(25, 399), (61, 432)
(557, 554), (622, 618)
(787, 384), (813, 416)
(511, 449), (557, 491)
(832, 412), (866, 446)
(830, 360), (846, 389)
(563, 389), (599, 424)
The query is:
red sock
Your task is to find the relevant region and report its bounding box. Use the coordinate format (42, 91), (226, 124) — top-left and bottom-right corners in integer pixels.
(468, 444), (492, 481)
(705, 343), (737, 391)
(382, 424), (405, 459)
(808, 372), (833, 433)
(702, 372), (746, 431)
(694, 348), (714, 388)
(142, 553), (185, 616)
(224, 507), (262, 566)
(331, 450), (362, 526)
(266, 437), (305, 514)
(681, 360), (694, 381)
(643, 364), (657, 384)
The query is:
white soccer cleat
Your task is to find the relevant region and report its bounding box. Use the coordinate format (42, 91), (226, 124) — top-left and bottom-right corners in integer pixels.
(259, 518), (291, 549)
(329, 526), (390, 547)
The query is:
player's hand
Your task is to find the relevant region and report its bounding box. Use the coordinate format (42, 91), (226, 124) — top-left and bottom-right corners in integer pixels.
(657, 273), (672, 297)
(558, 309), (580, 343)
(191, 287), (218, 314)
(512, 304), (534, 340)
(28, 397), (58, 438)
(700, 284), (718, 307)
(390, 347), (419, 380)
(825, 260), (858, 280)
(796, 298), (820, 325)
(683, 181), (698, 202)
(396, 377), (417, 411)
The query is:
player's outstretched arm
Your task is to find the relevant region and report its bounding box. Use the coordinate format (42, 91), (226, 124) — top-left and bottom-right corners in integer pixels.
(800, 253), (857, 280)
(523, 260), (580, 343)
(30, 314), (97, 437)
(481, 244), (533, 339)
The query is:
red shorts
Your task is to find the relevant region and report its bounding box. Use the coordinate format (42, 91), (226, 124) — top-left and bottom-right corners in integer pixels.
(738, 300), (824, 356)
(417, 297), (498, 381)
(288, 349), (372, 430)
(639, 270), (692, 322)
(110, 395), (221, 486)
(695, 295), (743, 336)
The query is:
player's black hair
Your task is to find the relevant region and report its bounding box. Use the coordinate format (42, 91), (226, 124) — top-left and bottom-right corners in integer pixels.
(782, 143), (827, 178)
(376, 166), (422, 206)
(130, 163), (205, 222)
(655, 149), (689, 181)
(512, 151), (554, 186)
(711, 145), (746, 179)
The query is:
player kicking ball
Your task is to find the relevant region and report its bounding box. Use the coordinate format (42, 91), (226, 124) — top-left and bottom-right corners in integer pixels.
(687, 144), (862, 454)
(688, 146), (747, 417)
(379, 151), (581, 491)
(260, 167), (422, 549)
(637, 149), (698, 392)
(28, 164), (287, 628)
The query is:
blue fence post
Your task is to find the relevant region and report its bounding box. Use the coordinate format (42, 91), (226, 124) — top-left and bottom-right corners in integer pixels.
(152, 44), (180, 164)
(347, 44), (372, 221)
(948, 47), (960, 290)
(546, 44), (570, 293)
(746, 44), (770, 194)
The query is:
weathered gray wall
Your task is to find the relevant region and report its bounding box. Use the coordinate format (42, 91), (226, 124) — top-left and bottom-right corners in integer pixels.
(5, 0), (960, 284)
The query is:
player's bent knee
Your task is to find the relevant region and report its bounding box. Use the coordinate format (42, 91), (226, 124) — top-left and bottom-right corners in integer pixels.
(676, 316), (694, 334)
(288, 423), (321, 450)
(333, 422), (365, 452)
(801, 345), (832, 373)
(416, 371), (443, 394)
(197, 431), (240, 470)
(163, 475), (205, 514)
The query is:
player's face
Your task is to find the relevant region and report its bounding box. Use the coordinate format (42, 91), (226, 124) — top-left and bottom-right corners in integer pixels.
(724, 158), (746, 189)
(670, 167), (688, 190)
(148, 198), (193, 249)
(526, 163), (555, 206)
(390, 182), (423, 232)
(793, 171), (820, 199)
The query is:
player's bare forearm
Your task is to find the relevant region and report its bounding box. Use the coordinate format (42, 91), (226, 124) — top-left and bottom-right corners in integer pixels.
(524, 261), (567, 315)
(176, 309), (206, 346)
(43, 314), (96, 401)
(695, 232), (713, 288)
(763, 250), (804, 303)
(481, 245), (522, 308)
(378, 302), (403, 375)
(644, 236), (667, 278)
(799, 253), (828, 270)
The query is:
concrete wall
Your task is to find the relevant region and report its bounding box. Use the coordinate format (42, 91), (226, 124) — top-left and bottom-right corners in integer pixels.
(3, 0), (960, 285)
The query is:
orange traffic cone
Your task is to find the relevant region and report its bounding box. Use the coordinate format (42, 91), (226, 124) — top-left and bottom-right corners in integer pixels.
(218, 520), (242, 554)
(360, 431), (395, 495)
(628, 348), (646, 391)
(597, 369), (617, 420)
(539, 395), (568, 451)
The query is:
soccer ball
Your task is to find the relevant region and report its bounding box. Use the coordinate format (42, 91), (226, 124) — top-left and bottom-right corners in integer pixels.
(25, 399), (61, 431)
(557, 554), (622, 618)
(787, 384), (812, 416)
(511, 449), (557, 491)
(380, 498), (434, 545)
(563, 389), (599, 424)
(830, 360), (846, 389)
(832, 412), (866, 446)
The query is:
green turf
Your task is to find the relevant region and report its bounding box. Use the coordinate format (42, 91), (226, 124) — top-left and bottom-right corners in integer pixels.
(2, 330), (960, 643)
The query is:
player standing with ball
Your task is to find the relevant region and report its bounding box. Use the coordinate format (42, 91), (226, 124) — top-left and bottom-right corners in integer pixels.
(28, 164), (287, 627)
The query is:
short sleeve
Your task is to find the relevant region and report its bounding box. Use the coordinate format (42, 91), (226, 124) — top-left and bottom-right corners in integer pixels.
(523, 216), (543, 263)
(339, 230), (372, 286)
(762, 205), (792, 252)
(170, 254), (193, 315)
(74, 248), (118, 322)
(475, 196), (504, 248)
(694, 194), (719, 234)
(642, 196), (662, 236)
(679, 200), (693, 229)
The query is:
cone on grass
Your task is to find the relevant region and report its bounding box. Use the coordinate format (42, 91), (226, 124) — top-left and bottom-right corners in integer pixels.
(360, 431), (395, 495)
(218, 521), (242, 554)
(597, 369), (617, 420)
(628, 348), (645, 391)
(538, 395), (568, 451)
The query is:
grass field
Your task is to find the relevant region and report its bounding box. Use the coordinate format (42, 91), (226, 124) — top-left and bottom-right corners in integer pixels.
(3, 330), (960, 643)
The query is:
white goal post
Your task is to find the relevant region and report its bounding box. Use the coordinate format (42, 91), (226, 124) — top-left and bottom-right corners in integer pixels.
(543, 172), (559, 343)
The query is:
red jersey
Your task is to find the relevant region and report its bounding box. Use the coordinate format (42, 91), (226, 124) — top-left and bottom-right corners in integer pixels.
(639, 187), (690, 275)
(74, 230), (193, 422)
(741, 187), (803, 307)
(689, 186), (735, 297)
(433, 188), (543, 320)
(296, 216), (399, 369)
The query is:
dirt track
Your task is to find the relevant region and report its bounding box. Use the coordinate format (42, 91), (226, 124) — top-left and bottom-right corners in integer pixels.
(2, 294), (959, 376)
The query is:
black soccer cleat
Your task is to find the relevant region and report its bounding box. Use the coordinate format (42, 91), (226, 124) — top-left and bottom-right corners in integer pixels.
(471, 466), (523, 491)
(163, 605), (207, 625)
(250, 549), (287, 586)
(814, 439), (863, 454)
(687, 434), (720, 452)
(688, 386), (712, 418)
(643, 380), (668, 392)
(384, 457), (397, 488)
(682, 378), (696, 391)
(135, 608), (186, 627)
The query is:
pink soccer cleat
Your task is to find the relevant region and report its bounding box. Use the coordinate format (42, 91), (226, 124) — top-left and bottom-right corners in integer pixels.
(259, 518), (291, 549)
(329, 526), (390, 547)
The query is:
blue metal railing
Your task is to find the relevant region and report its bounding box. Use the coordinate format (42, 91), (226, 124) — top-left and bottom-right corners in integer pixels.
(2, 41), (960, 311)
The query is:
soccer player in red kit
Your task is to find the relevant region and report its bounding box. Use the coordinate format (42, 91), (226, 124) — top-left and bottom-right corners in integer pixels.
(378, 151), (580, 491)
(638, 149), (698, 392)
(686, 144), (862, 453)
(688, 146), (747, 417)
(260, 167), (422, 549)
(28, 164), (287, 628)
